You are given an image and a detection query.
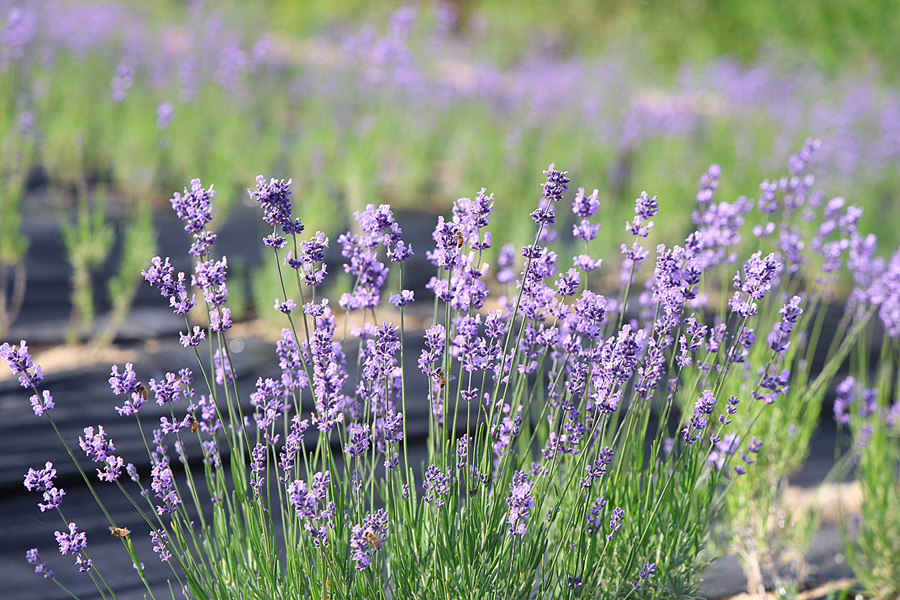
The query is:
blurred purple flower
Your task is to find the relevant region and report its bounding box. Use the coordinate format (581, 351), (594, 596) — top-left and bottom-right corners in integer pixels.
(156, 101), (174, 129)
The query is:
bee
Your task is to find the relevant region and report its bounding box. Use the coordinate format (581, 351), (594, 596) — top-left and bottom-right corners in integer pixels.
(364, 529), (381, 550)
(135, 383), (148, 401)
(452, 228), (465, 249)
(430, 367), (455, 391)
(188, 414), (199, 433)
(108, 525), (131, 538)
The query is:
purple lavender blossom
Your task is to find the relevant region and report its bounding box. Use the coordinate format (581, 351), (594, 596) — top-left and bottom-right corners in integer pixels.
(572, 187), (600, 218)
(767, 295), (803, 354)
(29, 390), (54, 416)
(275, 298), (296, 314)
(788, 137), (821, 174)
(585, 495), (608, 535)
(422, 464), (450, 507)
(24, 462), (57, 492)
(24, 461), (66, 512)
(338, 224), (391, 311)
(250, 443), (266, 499)
(625, 191), (658, 237)
(573, 219), (602, 243)
(109, 363), (147, 415)
(496, 243), (517, 284)
(1, 340), (43, 388)
(288, 471), (334, 547)
(620, 241), (649, 265)
(589, 325), (644, 413)
(345, 422), (372, 457)
(305, 301), (349, 432)
(707, 433), (741, 470)
(729, 251), (782, 318)
(389, 289), (415, 306)
(179, 325), (206, 347)
(541, 163), (570, 203)
(418, 324), (445, 375)
(76, 555), (92, 572)
(150, 529), (171, 562)
(276, 329), (306, 392)
(427, 216), (464, 271)
(249, 176), (298, 232)
(689, 390), (717, 431)
(55, 522), (87, 555)
(756, 368), (790, 404)
(110, 62), (133, 102)
(555, 268), (581, 296)
(193, 257), (228, 308)
(570, 290), (608, 338)
(142, 256), (196, 315)
(635, 338), (667, 399)
(279, 416), (310, 480)
(156, 101), (174, 129)
(530, 199), (556, 228)
(349, 508), (388, 570)
(170, 179), (217, 257)
(150, 371), (185, 405)
(696, 164), (720, 206)
(213, 348), (233, 386)
(691, 194), (753, 269)
(1, 7), (39, 66)
(871, 247), (900, 338)
(492, 408), (522, 458)
(26, 548), (53, 579)
(79, 426), (115, 462)
(250, 377), (290, 430)
(150, 464), (181, 515)
(507, 470), (535, 535)
(634, 562), (658, 589)
(606, 507), (625, 541)
(297, 231), (330, 286)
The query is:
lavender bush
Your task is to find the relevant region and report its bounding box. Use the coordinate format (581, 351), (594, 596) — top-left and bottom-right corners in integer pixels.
(3, 145), (898, 598)
(833, 320), (900, 598)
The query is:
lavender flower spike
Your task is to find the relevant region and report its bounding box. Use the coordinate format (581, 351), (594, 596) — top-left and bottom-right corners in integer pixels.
(541, 163), (570, 203)
(507, 470), (535, 535)
(29, 390), (54, 416)
(1, 339), (44, 388)
(26, 548), (54, 579)
(55, 522), (87, 555)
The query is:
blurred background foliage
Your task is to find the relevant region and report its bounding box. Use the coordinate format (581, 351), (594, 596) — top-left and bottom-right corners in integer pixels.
(262, 0), (900, 74)
(2, 0), (900, 334)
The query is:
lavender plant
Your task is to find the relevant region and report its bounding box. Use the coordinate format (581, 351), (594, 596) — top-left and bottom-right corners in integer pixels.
(709, 141), (878, 594)
(3, 149), (893, 598)
(57, 181), (115, 345)
(0, 109), (34, 337)
(832, 259), (900, 599)
(92, 199), (158, 347)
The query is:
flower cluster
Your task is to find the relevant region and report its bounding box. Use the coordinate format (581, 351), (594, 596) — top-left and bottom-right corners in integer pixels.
(1, 340), (43, 389)
(249, 176), (302, 242)
(349, 508), (388, 570)
(24, 462), (65, 512)
(288, 471), (335, 547)
(26, 548), (53, 579)
(506, 470), (535, 535)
